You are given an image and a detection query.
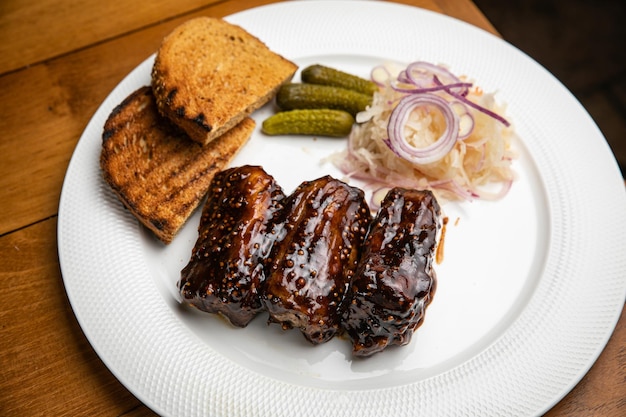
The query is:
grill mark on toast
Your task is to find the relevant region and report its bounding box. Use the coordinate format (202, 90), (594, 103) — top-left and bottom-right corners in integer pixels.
(100, 86), (254, 243)
(142, 139), (245, 236)
(192, 113), (212, 131)
(149, 218), (168, 233)
(141, 125), (245, 210)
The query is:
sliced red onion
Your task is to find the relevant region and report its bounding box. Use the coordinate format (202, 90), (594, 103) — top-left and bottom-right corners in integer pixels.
(450, 101), (475, 139)
(390, 80), (473, 95)
(339, 61), (515, 202)
(397, 69), (411, 85)
(370, 186), (392, 210)
(386, 93), (459, 165)
(434, 76), (510, 127)
(474, 179), (513, 200)
(406, 61), (469, 95)
(430, 179), (479, 201)
(371, 65), (391, 87)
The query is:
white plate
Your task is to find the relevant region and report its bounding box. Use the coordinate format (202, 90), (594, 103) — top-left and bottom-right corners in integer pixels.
(58, 1), (626, 416)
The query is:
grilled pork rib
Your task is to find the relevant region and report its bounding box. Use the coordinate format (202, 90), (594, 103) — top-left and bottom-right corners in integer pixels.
(263, 176), (371, 344)
(179, 166), (285, 327)
(342, 188), (441, 357)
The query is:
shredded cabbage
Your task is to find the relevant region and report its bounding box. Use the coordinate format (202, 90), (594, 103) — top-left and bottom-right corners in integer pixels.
(329, 62), (518, 204)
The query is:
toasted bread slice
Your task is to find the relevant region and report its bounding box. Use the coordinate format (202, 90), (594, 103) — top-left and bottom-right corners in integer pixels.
(100, 86), (254, 244)
(151, 17), (297, 145)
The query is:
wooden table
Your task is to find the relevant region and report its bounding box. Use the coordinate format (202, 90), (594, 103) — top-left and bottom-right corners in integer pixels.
(1, 0), (624, 416)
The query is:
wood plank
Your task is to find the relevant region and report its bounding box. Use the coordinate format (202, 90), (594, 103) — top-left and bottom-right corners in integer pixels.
(119, 406), (160, 417)
(0, 0), (281, 236)
(432, 0), (498, 34)
(0, 0), (224, 75)
(0, 218), (151, 416)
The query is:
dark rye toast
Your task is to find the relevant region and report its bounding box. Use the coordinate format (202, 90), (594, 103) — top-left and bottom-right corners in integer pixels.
(100, 86), (254, 244)
(151, 17), (298, 145)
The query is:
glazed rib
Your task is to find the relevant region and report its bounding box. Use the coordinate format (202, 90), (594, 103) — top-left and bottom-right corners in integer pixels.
(342, 188), (441, 357)
(263, 176), (371, 344)
(179, 165), (285, 327)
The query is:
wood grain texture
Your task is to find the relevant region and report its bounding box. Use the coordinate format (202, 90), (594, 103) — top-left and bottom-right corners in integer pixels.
(0, 0), (623, 416)
(0, 0), (224, 74)
(401, 0), (498, 33)
(0, 219), (150, 416)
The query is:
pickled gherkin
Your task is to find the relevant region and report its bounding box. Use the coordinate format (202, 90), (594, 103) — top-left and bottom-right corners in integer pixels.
(276, 83), (372, 117)
(262, 109), (355, 137)
(301, 64), (379, 96)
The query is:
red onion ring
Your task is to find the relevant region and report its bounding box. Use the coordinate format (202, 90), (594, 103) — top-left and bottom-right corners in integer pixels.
(433, 76), (510, 127)
(386, 93), (459, 165)
(397, 69), (411, 85)
(406, 61), (469, 95)
(450, 101), (475, 139)
(430, 179), (479, 201)
(390, 80), (473, 95)
(474, 179), (513, 200)
(369, 186), (392, 210)
(371, 65), (392, 87)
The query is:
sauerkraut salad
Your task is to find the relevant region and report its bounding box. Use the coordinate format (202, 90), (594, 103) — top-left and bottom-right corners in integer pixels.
(329, 61), (518, 204)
